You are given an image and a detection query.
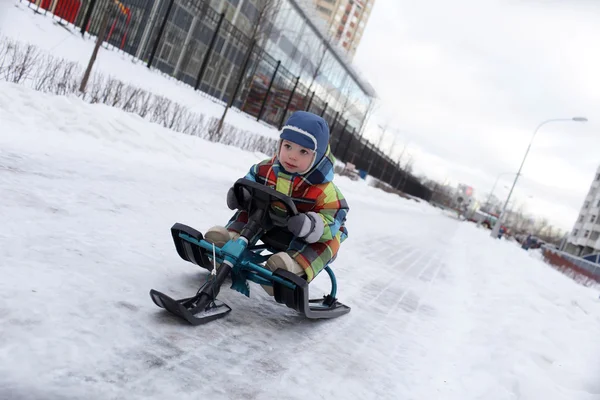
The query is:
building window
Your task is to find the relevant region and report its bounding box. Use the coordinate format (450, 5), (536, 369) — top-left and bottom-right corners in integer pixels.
(573, 229), (579, 236)
(596, 199), (600, 208)
(584, 230), (590, 238)
(316, 5), (332, 15)
(596, 173), (600, 181)
(579, 215), (584, 223)
(592, 215), (597, 223)
(585, 201), (590, 209)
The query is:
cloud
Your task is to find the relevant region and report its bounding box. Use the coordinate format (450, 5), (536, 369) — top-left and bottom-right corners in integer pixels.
(353, 0), (600, 231)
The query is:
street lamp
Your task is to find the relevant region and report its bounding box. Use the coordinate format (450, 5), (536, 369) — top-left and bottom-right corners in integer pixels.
(490, 117), (588, 238)
(485, 171), (518, 212)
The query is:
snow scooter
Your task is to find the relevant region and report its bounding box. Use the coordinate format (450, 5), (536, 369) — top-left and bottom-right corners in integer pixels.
(149, 178), (351, 325)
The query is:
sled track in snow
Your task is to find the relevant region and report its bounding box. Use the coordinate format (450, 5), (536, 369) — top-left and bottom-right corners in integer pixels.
(320, 253), (445, 392)
(270, 237), (446, 394)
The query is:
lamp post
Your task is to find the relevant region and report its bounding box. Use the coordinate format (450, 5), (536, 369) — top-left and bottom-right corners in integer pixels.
(491, 117), (588, 238)
(485, 172), (517, 212)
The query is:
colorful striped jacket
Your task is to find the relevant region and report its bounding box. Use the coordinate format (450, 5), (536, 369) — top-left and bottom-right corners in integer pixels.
(226, 145), (349, 281)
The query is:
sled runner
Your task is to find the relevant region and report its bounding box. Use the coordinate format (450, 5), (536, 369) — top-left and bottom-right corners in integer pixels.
(149, 178), (350, 325)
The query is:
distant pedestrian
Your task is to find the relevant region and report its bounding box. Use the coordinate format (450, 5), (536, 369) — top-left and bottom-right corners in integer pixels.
(498, 226), (506, 239)
(522, 234), (532, 250)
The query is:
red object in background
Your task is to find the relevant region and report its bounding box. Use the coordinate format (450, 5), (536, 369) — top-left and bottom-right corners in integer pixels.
(105, 5), (132, 50)
(31, 0), (81, 24)
(542, 248), (600, 286)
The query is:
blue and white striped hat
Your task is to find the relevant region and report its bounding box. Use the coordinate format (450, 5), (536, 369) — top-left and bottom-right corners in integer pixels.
(279, 111), (330, 173)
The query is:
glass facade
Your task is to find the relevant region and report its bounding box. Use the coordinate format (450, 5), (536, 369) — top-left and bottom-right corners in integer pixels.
(74, 0), (374, 132)
(261, 0), (374, 130)
(206, 0), (375, 130)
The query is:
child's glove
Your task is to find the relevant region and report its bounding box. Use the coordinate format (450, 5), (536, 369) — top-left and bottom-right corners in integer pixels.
(287, 212), (324, 243)
(227, 186), (251, 210)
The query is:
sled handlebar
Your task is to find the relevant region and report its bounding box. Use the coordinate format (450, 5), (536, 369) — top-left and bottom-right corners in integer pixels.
(233, 178), (300, 218)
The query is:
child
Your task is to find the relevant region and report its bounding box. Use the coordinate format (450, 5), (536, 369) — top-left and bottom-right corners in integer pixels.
(205, 111), (349, 294)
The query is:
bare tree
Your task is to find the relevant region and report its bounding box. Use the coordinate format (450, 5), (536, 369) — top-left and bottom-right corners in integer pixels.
(320, 75), (365, 154)
(536, 224), (565, 245)
(213, 39), (256, 138)
(535, 218), (550, 237)
(404, 155), (415, 175)
(512, 205), (528, 232)
(304, 40), (335, 97)
(80, 2), (115, 94)
(241, 0), (284, 87)
(251, 0), (284, 45)
(217, 0), (283, 135)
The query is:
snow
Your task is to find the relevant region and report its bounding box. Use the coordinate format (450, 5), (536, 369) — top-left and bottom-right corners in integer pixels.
(1, 81), (600, 399)
(528, 248), (545, 261)
(0, 1), (281, 140)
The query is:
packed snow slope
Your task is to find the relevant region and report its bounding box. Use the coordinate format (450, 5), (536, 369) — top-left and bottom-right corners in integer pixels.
(1, 82), (600, 400)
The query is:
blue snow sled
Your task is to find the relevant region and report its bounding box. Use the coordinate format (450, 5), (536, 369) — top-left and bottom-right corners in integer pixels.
(149, 178), (350, 325)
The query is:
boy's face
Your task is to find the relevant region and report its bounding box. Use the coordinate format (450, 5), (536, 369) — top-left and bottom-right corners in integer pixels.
(278, 140), (314, 174)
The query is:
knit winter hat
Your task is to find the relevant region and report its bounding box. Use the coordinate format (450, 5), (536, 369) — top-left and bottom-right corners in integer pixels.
(279, 111), (330, 174)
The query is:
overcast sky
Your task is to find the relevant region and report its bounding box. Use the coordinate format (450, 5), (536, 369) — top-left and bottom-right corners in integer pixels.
(352, 0), (600, 231)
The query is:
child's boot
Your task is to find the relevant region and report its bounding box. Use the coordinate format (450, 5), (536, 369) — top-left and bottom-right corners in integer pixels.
(262, 252), (305, 296)
(204, 226), (240, 272)
(204, 226), (238, 248)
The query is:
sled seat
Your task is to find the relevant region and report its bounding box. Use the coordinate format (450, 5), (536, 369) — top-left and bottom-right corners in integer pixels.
(171, 223), (211, 270)
(260, 227), (294, 252)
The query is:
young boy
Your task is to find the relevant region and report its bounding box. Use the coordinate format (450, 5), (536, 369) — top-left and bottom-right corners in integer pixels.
(205, 111), (349, 293)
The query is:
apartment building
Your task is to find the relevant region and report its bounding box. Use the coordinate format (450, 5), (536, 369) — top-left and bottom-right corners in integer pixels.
(313, 0), (375, 58)
(564, 164), (600, 257)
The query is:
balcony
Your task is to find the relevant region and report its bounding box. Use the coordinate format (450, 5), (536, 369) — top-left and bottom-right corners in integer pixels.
(574, 236), (589, 247)
(582, 222), (598, 232)
(574, 230), (600, 249)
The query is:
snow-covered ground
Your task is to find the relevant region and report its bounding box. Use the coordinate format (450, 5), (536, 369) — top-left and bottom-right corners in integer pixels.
(1, 81), (600, 400)
(0, 1), (280, 140)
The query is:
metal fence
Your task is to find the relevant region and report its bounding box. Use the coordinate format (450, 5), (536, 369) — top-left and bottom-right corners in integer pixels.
(21, 0), (432, 201)
(542, 246), (600, 285)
